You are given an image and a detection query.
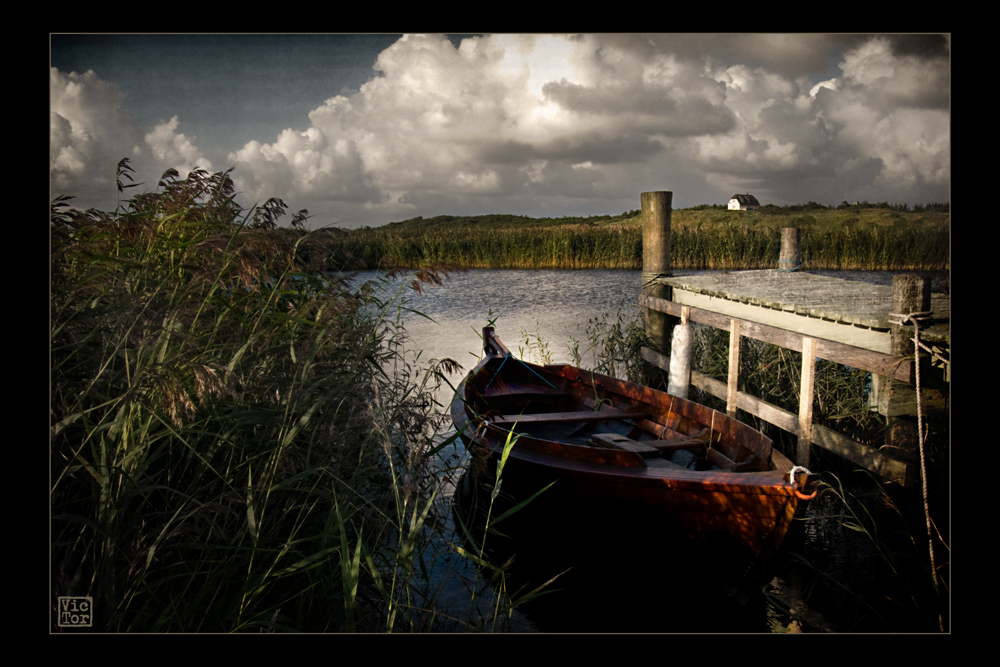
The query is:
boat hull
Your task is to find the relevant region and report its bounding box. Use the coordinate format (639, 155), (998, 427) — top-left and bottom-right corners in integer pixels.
(451, 328), (811, 578)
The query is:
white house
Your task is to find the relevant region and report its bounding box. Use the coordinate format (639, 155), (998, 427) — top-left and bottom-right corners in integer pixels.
(728, 194), (760, 211)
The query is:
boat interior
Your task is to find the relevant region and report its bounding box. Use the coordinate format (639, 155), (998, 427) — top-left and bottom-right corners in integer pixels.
(468, 353), (773, 473)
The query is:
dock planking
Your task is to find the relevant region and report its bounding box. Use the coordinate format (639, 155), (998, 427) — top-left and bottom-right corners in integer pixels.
(655, 270), (949, 350)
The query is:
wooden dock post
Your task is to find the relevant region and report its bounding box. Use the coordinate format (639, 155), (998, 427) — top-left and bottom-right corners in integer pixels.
(641, 191), (675, 387)
(876, 274), (932, 478)
(667, 306), (692, 399)
(779, 228), (802, 272)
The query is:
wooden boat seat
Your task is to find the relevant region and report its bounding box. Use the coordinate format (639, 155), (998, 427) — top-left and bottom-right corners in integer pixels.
(588, 433), (661, 456)
(486, 386), (568, 399)
(491, 407), (649, 427)
(588, 433), (761, 472)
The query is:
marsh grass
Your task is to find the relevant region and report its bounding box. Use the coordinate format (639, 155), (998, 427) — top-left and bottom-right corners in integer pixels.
(689, 325), (949, 631)
(49, 163), (517, 632)
(767, 470), (950, 632)
(568, 299), (650, 384)
(501, 308), (949, 631)
(326, 206), (949, 271)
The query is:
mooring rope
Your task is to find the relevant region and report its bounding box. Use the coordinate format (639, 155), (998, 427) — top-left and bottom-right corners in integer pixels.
(486, 352), (558, 391)
(777, 258), (802, 272)
(512, 354), (559, 389)
(788, 465), (817, 500)
(888, 309), (947, 630)
(641, 272), (673, 289)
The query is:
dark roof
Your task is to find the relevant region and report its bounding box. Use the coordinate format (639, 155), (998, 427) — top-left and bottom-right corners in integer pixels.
(730, 194), (760, 207)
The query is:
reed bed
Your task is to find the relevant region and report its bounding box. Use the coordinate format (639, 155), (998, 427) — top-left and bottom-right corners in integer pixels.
(50, 163), (532, 632)
(328, 208), (949, 272)
(515, 301), (949, 630)
(689, 325), (949, 631)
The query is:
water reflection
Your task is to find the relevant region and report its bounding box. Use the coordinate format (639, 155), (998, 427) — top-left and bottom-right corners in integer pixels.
(344, 268), (947, 632)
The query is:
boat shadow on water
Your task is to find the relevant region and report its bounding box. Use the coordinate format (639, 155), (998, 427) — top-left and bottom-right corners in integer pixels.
(452, 466), (789, 634)
(447, 327), (822, 633)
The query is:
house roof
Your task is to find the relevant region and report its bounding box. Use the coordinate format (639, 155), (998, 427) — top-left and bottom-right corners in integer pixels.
(729, 194), (760, 206)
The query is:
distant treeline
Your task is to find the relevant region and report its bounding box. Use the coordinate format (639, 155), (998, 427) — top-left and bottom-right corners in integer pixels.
(691, 201), (950, 213)
(308, 204), (949, 272)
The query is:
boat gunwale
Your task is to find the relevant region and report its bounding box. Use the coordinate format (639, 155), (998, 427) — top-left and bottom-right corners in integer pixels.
(450, 336), (796, 496)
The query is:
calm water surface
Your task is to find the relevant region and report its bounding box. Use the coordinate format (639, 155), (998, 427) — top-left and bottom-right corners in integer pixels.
(347, 269), (947, 632)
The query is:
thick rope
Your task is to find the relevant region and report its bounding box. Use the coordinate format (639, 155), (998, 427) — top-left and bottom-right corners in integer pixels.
(889, 310), (946, 630)
(789, 465), (816, 500)
(641, 272), (673, 289)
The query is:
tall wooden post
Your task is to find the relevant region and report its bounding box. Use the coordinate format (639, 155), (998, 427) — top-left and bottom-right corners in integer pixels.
(779, 227), (802, 272)
(642, 191), (675, 389)
(876, 274), (931, 482)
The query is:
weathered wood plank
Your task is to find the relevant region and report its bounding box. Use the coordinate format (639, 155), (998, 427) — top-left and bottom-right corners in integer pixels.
(589, 433), (662, 456)
(798, 337), (817, 466)
(687, 368), (912, 482)
(657, 270), (948, 331)
(812, 424), (912, 485)
(690, 370), (799, 433)
(491, 408), (648, 426)
(641, 295), (914, 383)
(727, 318), (741, 417)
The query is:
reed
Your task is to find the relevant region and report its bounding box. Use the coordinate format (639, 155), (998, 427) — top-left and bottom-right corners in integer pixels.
(49, 163), (505, 632)
(568, 299), (650, 384)
(324, 205), (948, 271)
(688, 325), (949, 631)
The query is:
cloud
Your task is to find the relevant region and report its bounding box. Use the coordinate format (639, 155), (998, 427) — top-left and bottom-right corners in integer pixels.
(50, 67), (142, 202)
(689, 36), (949, 204)
(227, 34), (749, 222)
(52, 34), (949, 224)
(144, 116), (213, 175)
(50, 67), (215, 210)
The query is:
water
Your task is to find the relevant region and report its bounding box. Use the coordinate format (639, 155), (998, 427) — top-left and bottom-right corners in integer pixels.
(348, 268), (948, 632)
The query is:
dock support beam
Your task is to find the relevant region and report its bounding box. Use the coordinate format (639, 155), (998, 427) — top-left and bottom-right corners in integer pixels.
(798, 337), (817, 467)
(641, 191), (675, 388)
(667, 306), (692, 399)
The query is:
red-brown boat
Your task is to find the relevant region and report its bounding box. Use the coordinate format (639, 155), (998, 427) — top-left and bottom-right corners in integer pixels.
(451, 327), (816, 578)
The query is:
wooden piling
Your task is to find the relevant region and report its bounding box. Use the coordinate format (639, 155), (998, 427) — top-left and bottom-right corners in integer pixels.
(641, 191), (675, 387)
(877, 274), (932, 479)
(726, 318), (741, 417)
(779, 227), (802, 272)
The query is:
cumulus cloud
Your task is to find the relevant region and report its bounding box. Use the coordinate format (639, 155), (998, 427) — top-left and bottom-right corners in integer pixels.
(689, 36), (949, 204)
(50, 67), (214, 210)
(50, 67), (143, 203)
(227, 34), (744, 221)
(53, 34), (949, 223)
(144, 116), (212, 175)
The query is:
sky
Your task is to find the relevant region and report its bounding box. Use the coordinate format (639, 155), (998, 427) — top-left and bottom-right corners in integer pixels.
(50, 33), (951, 229)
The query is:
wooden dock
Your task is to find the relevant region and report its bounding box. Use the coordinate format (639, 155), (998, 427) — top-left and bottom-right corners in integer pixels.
(638, 192), (949, 485)
(657, 269), (949, 353)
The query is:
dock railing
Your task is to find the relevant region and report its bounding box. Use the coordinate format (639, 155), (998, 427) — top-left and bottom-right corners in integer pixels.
(638, 191), (948, 485)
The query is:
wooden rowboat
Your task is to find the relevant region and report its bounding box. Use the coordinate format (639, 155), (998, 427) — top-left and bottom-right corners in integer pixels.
(451, 327), (817, 579)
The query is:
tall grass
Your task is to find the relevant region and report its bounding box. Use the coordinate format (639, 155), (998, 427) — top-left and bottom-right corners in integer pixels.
(513, 305), (949, 631)
(324, 208), (949, 271)
(688, 325), (949, 631)
(50, 163), (504, 632)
